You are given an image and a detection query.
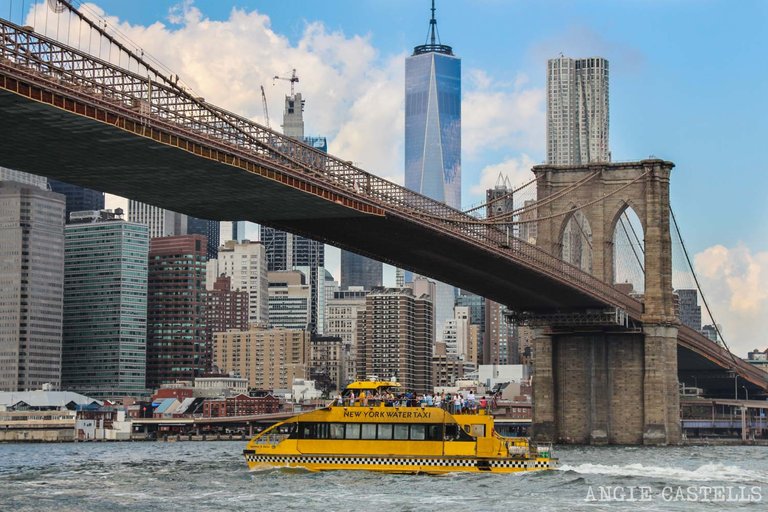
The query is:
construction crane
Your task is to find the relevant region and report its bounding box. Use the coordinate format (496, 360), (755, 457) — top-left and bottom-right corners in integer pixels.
(273, 68), (299, 96)
(260, 85), (270, 129)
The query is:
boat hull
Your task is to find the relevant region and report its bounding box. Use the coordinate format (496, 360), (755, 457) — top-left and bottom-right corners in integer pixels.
(244, 451), (557, 474)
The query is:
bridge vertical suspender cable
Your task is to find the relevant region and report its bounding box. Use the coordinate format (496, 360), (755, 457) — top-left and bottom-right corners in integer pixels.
(669, 205), (740, 370)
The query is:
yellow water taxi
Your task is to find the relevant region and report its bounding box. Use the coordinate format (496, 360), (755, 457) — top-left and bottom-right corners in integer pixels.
(243, 380), (557, 474)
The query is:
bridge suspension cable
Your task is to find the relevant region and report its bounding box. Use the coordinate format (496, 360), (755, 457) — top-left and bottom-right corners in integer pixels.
(669, 205), (740, 370)
(451, 170), (649, 226)
(461, 177), (536, 215)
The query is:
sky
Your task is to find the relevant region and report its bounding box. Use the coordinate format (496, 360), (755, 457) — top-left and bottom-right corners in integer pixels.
(9, 0), (767, 355)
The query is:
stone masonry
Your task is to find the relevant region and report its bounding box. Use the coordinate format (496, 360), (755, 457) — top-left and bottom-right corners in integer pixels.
(531, 159), (681, 445)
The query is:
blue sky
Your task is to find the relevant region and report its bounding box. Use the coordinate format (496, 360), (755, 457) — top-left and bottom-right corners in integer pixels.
(71, 0), (767, 253)
(11, 0), (767, 353)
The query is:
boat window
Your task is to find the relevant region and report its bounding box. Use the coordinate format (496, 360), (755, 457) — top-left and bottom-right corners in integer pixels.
(345, 423), (361, 440)
(426, 425), (443, 441)
(361, 423), (377, 439)
(470, 424), (486, 437)
(445, 424), (474, 441)
(330, 423), (345, 439)
(294, 422), (449, 441)
(377, 424), (393, 440)
(298, 423), (313, 439)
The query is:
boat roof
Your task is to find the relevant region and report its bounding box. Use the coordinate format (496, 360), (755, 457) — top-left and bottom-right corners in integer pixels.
(344, 380), (401, 391)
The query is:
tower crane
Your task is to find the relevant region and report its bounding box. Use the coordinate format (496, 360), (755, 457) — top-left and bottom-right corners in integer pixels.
(260, 85), (270, 129)
(273, 68), (299, 96)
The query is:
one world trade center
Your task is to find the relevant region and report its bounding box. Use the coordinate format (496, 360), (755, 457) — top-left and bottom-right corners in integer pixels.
(404, 1), (461, 338)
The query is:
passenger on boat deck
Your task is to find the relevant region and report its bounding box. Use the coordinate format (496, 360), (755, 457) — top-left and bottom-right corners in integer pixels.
(467, 391), (476, 413)
(453, 394), (463, 414)
(334, 393), (343, 406)
(359, 390), (367, 406)
(347, 391), (356, 406)
(433, 393), (442, 408)
(425, 393), (433, 407)
(479, 396), (488, 411)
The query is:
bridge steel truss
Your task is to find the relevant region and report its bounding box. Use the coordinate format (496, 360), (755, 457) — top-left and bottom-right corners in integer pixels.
(1, 17), (766, 397)
(0, 17), (641, 315)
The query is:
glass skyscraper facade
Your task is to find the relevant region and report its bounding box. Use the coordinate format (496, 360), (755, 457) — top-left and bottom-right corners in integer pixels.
(0, 181), (65, 391)
(340, 250), (382, 291)
(187, 216), (220, 259)
(404, 4), (461, 338)
(62, 212), (149, 398)
(48, 179), (105, 222)
(405, 34), (461, 207)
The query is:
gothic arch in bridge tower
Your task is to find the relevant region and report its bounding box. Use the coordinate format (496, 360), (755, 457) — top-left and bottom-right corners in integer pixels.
(531, 159), (675, 318)
(558, 207), (593, 275)
(609, 202), (646, 294)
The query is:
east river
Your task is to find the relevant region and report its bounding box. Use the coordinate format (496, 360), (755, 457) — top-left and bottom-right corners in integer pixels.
(1, 442), (767, 511)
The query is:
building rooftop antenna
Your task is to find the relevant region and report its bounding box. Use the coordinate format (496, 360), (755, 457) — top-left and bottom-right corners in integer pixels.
(429, 0), (438, 46)
(273, 68), (299, 96)
(414, 0), (453, 56)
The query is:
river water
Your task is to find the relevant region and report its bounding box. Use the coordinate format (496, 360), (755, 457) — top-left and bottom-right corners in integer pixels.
(1, 441), (766, 511)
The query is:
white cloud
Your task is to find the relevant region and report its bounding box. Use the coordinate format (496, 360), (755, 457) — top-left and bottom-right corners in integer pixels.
(462, 71), (545, 158)
(29, 1), (405, 177)
(694, 244), (768, 355)
(469, 154), (536, 197)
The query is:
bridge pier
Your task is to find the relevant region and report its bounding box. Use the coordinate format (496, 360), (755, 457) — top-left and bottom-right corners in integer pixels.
(532, 326), (681, 445)
(642, 325), (681, 444)
(531, 328), (556, 442)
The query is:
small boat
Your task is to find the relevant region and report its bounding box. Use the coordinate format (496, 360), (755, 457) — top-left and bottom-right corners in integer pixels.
(243, 379), (557, 474)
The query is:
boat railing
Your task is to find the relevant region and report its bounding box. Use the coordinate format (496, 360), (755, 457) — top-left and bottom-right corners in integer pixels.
(253, 433), (289, 446)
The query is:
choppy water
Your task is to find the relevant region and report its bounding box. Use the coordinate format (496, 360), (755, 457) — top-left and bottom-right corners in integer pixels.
(1, 441), (767, 511)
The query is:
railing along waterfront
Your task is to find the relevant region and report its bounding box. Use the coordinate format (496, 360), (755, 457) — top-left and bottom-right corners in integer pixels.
(0, 17), (642, 316)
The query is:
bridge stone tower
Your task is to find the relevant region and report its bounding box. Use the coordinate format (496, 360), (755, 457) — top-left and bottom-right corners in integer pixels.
(530, 159), (681, 445)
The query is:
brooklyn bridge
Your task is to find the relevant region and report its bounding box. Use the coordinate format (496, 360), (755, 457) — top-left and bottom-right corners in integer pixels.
(0, 4), (765, 445)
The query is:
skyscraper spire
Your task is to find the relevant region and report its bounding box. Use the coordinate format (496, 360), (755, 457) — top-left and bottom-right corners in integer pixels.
(429, 0), (437, 46)
(414, 0), (453, 56)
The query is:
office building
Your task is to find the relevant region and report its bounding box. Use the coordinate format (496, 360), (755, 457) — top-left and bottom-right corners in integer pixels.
(187, 217), (220, 260)
(258, 79), (327, 334)
(405, 2), (461, 207)
(231, 221), (247, 243)
(356, 288), (433, 394)
(146, 235), (208, 390)
(309, 335), (344, 394)
(213, 326), (309, 392)
(456, 290), (485, 362)
(62, 210), (148, 398)
(127, 200), (187, 238)
(340, 251), (383, 291)
(0, 181), (65, 391)
(211, 240), (269, 326)
(404, 3), (461, 337)
(205, 275), (248, 347)
(48, 179), (105, 222)
(486, 175), (514, 239)
(0, 167), (47, 189)
(268, 270), (311, 330)
(432, 342), (470, 389)
(547, 55), (609, 165)
(676, 289), (702, 332)
(484, 299), (513, 365)
(325, 288), (368, 386)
